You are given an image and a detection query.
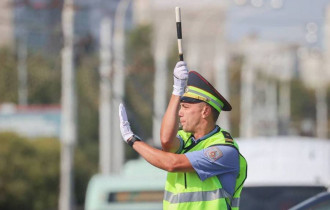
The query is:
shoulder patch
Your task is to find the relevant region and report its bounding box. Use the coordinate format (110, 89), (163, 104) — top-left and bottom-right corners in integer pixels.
(204, 147), (223, 162)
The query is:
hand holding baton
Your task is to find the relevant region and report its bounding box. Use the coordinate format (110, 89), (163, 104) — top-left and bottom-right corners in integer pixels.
(175, 7), (184, 61)
(172, 7), (188, 97)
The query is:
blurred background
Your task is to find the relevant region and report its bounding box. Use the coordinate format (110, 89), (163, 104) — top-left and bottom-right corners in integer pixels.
(0, 0), (330, 209)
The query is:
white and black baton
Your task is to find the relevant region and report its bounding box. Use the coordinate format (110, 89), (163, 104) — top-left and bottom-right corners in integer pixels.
(175, 7), (184, 61)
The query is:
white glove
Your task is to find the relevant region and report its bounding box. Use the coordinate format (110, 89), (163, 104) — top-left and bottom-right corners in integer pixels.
(173, 61), (188, 96)
(119, 103), (134, 142)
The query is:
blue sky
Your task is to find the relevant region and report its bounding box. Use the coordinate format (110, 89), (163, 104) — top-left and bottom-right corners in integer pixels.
(226, 0), (330, 49)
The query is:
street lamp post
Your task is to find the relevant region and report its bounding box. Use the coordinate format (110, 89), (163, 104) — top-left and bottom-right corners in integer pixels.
(152, 18), (172, 147)
(99, 17), (113, 175)
(112, 0), (131, 173)
(59, 0), (77, 209)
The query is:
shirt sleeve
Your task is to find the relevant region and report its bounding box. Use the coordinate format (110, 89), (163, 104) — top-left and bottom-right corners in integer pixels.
(185, 145), (239, 181)
(174, 135), (184, 154)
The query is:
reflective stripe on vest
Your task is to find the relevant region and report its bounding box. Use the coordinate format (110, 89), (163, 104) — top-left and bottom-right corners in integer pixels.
(231, 197), (240, 207)
(164, 188), (232, 204)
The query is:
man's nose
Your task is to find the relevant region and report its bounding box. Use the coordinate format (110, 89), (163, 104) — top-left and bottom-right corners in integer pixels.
(178, 109), (183, 117)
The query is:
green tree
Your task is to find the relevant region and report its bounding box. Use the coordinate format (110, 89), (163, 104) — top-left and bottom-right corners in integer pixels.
(27, 52), (61, 104)
(291, 79), (316, 120)
(0, 132), (96, 210)
(125, 24), (154, 140)
(0, 48), (61, 104)
(0, 48), (17, 103)
(0, 132), (59, 210)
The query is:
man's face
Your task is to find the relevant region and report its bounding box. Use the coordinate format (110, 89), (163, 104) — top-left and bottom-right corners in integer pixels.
(178, 102), (205, 133)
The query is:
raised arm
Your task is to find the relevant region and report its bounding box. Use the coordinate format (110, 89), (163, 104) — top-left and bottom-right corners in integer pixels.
(160, 95), (181, 152)
(160, 61), (188, 153)
(119, 103), (194, 172)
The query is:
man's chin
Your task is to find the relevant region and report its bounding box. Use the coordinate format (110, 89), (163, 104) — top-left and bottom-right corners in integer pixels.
(182, 127), (192, 133)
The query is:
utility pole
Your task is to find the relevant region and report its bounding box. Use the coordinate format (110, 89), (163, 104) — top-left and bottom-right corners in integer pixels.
(299, 49), (327, 138)
(316, 87), (328, 138)
(99, 17), (113, 175)
(266, 78), (278, 136)
(59, 0), (76, 209)
(112, 0), (131, 173)
(214, 37), (230, 130)
(240, 57), (255, 138)
(262, 52), (279, 136)
(14, 1), (28, 106)
(186, 14), (204, 70)
(17, 34), (28, 106)
(278, 50), (295, 135)
(278, 80), (291, 134)
(152, 19), (171, 147)
(320, 5), (330, 139)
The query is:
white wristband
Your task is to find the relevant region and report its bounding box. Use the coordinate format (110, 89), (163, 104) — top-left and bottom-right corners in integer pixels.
(173, 79), (186, 96)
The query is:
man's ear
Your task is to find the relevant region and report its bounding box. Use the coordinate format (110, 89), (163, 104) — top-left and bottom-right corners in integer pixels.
(202, 104), (211, 119)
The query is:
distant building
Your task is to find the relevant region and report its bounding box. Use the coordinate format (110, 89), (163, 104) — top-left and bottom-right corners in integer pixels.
(13, 0), (63, 53)
(0, 0), (14, 47)
(133, 0), (228, 79)
(0, 103), (61, 138)
(11, 0), (124, 53)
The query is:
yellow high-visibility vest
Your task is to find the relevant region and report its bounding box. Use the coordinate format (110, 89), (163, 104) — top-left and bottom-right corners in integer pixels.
(163, 128), (247, 210)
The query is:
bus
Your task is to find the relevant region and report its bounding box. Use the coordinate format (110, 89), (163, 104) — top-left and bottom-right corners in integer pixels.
(85, 158), (166, 210)
(85, 136), (330, 210)
(237, 136), (330, 210)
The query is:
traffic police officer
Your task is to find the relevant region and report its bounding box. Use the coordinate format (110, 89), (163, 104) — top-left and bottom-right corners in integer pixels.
(119, 61), (247, 210)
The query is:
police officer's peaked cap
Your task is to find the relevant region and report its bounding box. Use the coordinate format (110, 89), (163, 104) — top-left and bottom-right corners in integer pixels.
(180, 71), (232, 112)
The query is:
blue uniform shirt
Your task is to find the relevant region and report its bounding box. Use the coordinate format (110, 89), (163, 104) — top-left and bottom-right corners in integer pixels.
(178, 127), (239, 196)
(185, 145), (239, 195)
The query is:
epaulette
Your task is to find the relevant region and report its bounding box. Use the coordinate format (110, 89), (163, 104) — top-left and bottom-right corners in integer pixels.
(221, 130), (234, 144)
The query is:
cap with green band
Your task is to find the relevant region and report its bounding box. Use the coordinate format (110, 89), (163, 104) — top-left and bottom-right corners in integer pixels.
(180, 71), (232, 112)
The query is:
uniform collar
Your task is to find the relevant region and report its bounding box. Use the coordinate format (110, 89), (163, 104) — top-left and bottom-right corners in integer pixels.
(182, 126), (221, 154)
(191, 125), (220, 143)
